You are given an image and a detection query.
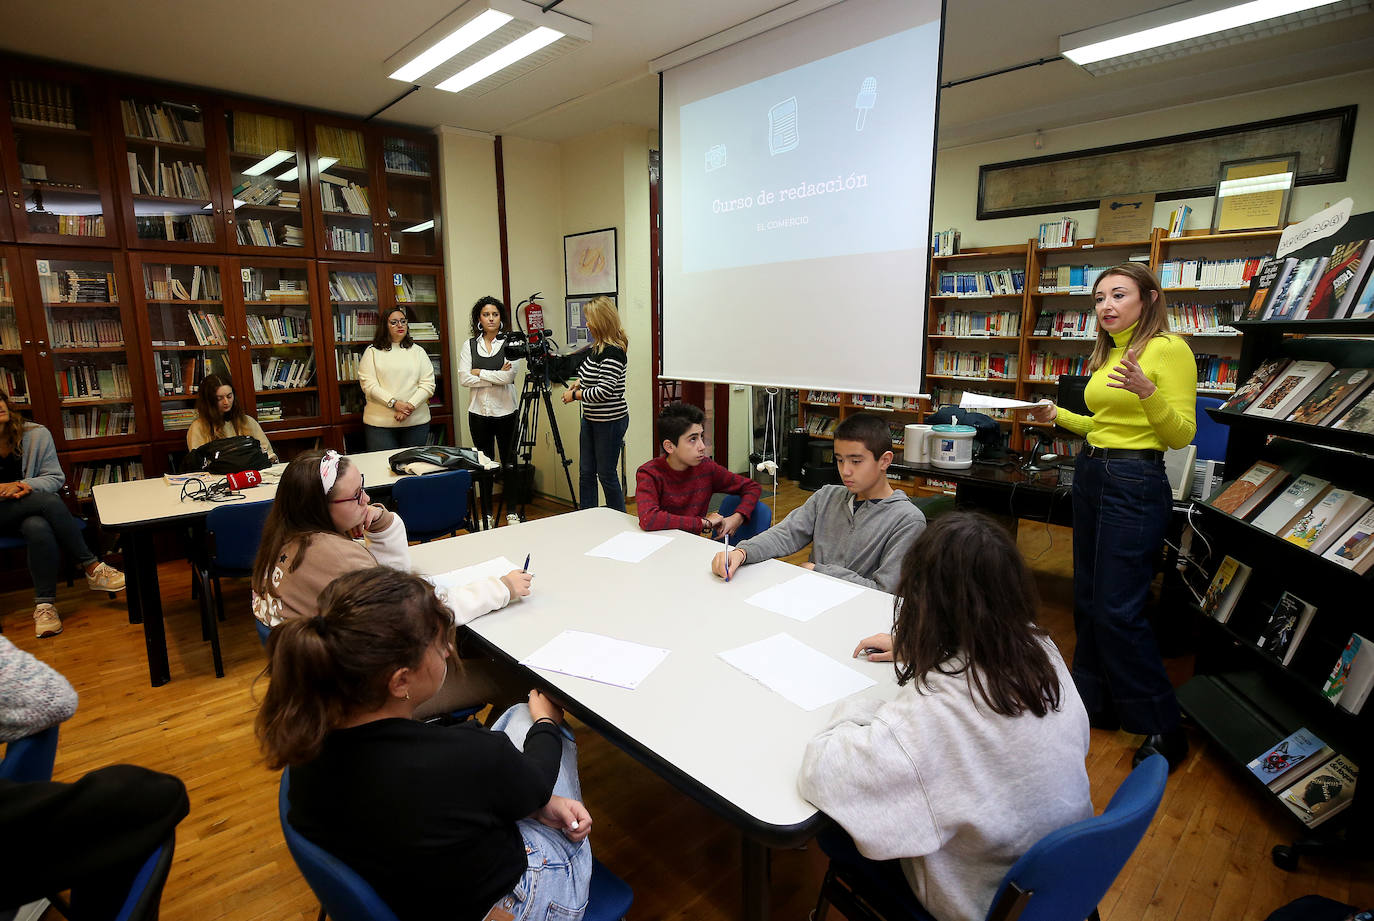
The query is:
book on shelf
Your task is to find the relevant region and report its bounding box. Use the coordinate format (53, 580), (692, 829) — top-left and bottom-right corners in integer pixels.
(1158, 256), (1265, 290)
(1165, 204), (1191, 237)
(1246, 728), (1333, 791)
(1252, 474), (1331, 535)
(1165, 300), (1243, 334)
(1037, 217), (1076, 248)
(1243, 256), (1286, 319)
(1282, 488), (1373, 555)
(1342, 262), (1374, 321)
(120, 99), (205, 145)
(1208, 460), (1287, 518)
(1329, 387), (1374, 434)
(1036, 263), (1113, 294)
(1190, 458), (1225, 502)
(1276, 754), (1357, 828)
(1200, 555), (1250, 624)
(1194, 353), (1237, 392)
(1321, 507), (1374, 574)
(1286, 368), (1374, 426)
(1304, 239), (1370, 320)
(930, 228), (960, 256)
(1254, 593), (1318, 667)
(1323, 633), (1374, 714)
(1244, 360), (1336, 419)
(936, 310), (1021, 337)
(1221, 358), (1290, 413)
(937, 268), (1024, 296)
(1266, 256), (1324, 321)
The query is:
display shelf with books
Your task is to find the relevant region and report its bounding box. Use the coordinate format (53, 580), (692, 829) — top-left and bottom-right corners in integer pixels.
(0, 248), (36, 412)
(221, 105), (311, 255)
(233, 258), (325, 430)
(308, 118), (378, 259)
(381, 131), (440, 263)
(0, 63), (119, 247)
(391, 268), (448, 414)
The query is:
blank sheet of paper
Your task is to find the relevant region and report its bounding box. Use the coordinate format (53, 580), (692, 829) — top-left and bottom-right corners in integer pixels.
(718, 632), (876, 711)
(956, 393), (1048, 411)
(426, 557), (517, 599)
(521, 630), (671, 690)
(585, 532), (674, 563)
(745, 572), (865, 622)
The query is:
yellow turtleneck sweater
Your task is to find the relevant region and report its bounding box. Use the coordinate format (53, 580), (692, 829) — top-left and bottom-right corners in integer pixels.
(1054, 323), (1197, 451)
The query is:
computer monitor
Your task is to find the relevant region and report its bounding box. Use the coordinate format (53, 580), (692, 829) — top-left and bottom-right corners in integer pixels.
(1057, 374), (1091, 417)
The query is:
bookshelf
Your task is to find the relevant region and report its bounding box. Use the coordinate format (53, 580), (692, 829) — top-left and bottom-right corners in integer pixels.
(221, 103), (312, 255)
(0, 248), (33, 409)
(380, 129), (440, 263)
(0, 161), (13, 241)
(231, 257), (325, 431)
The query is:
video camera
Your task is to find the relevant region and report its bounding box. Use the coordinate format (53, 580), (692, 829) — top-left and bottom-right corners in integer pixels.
(504, 293), (585, 385)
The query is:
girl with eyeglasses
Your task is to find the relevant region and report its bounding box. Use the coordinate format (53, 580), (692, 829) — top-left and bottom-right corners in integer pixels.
(251, 449), (531, 718)
(357, 306), (436, 451)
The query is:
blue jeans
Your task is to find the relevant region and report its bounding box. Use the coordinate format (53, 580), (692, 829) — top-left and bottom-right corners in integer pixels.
(0, 490), (97, 604)
(490, 705), (592, 921)
(579, 416), (628, 511)
(363, 422), (430, 452)
(1071, 452), (1179, 734)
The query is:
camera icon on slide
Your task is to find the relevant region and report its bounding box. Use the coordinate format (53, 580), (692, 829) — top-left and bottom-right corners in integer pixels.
(705, 144), (727, 172)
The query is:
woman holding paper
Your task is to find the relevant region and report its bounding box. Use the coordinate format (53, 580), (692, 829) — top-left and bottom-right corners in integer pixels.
(250, 448), (529, 718)
(257, 566), (593, 921)
(1022, 262), (1195, 770)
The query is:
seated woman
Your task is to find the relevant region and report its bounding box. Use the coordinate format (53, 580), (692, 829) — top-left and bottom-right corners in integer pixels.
(798, 512), (1093, 921)
(256, 567), (593, 921)
(186, 373), (277, 463)
(250, 448), (529, 718)
(0, 391), (124, 638)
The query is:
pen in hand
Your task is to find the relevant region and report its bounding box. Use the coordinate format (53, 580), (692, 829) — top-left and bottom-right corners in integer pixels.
(724, 533), (731, 582)
(523, 553), (530, 573)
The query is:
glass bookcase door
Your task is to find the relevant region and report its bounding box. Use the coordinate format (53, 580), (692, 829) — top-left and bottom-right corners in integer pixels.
(0, 249), (34, 412)
(0, 171), (12, 241)
(136, 258), (234, 440)
(325, 267), (380, 419)
(237, 260), (321, 427)
(391, 268), (447, 415)
(381, 133), (438, 262)
(224, 108), (309, 253)
(117, 93), (221, 248)
(312, 123), (376, 257)
(34, 255), (140, 444)
(2, 69), (117, 245)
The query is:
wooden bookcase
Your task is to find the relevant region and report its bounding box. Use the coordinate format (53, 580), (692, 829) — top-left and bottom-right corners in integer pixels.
(219, 101), (314, 257)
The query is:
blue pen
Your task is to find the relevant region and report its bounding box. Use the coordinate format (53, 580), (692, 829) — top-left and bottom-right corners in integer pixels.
(523, 553), (530, 572)
(724, 533), (731, 582)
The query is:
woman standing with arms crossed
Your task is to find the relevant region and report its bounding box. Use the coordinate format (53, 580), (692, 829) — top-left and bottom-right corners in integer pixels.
(358, 306), (435, 451)
(562, 297), (629, 511)
(459, 296), (521, 463)
(1023, 262), (1195, 770)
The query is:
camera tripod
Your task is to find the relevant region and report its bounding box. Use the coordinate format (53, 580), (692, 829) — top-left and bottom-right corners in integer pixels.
(506, 361), (578, 520)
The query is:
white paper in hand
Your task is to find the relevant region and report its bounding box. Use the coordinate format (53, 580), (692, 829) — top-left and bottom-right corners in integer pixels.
(956, 393), (1047, 411)
(718, 632), (876, 711)
(521, 630), (670, 690)
(745, 572), (864, 622)
(585, 531), (674, 563)
(426, 556), (517, 600)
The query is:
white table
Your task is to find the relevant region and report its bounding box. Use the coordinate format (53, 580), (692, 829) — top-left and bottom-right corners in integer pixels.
(409, 507), (901, 921)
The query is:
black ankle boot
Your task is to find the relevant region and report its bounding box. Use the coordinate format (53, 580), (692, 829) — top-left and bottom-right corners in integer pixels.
(1134, 728), (1189, 771)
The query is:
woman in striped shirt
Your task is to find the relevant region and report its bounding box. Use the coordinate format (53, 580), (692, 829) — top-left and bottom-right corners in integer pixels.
(562, 297), (629, 511)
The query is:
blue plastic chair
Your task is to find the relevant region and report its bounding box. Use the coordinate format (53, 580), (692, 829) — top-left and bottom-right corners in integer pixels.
(717, 494), (773, 541)
(391, 469), (473, 542)
(196, 499), (274, 677)
(1194, 396), (1229, 462)
(110, 837), (177, 921)
(280, 769), (633, 921)
(813, 754), (1169, 921)
(0, 724), (60, 783)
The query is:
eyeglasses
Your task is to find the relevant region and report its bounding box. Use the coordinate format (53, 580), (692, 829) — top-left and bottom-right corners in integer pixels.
(388, 318), (409, 327)
(329, 474), (366, 505)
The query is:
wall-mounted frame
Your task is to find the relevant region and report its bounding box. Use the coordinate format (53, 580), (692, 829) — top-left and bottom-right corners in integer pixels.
(1211, 153), (1298, 234)
(977, 107), (1355, 219)
(564, 227), (618, 296)
(565, 295), (613, 347)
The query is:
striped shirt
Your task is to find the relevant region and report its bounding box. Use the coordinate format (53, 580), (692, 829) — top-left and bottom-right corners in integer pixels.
(578, 344), (628, 422)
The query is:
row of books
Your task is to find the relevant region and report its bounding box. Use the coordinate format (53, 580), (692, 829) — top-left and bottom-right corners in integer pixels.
(256, 400), (284, 423)
(930, 228), (960, 256)
(1246, 729), (1356, 829)
(63, 407), (135, 439)
(232, 176), (300, 208)
(1164, 300), (1243, 335)
(158, 354), (219, 396)
(1037, 217), (1077, 249)
(72, 459), (146, 500)
(144, 264), (222, 301)
(1157, 256), (1265, 290)
(320, 177), (371, 215)
(252, 356), (316, 390)
(329, 273), (380, 303)
(128, 151), (211, 200)
(1245, 239), (1374, 322)
(241, 272), (306, 303)
(1031, 309), (1096, 338)
(1193, 353), (1238, 392)
(803, 390), (842, 405)
(0, 270), (11, 302)
(935, 269), (1024, 296)
(39, 270), (116, 304)
(0, 369), (25, 400)
(936, 310), (1021, 337)
(136, 214), (216, 244)
(382, 138), (430, 177)
(1222, 359), (1374, 432)
(230, 111), (296, 159)
(394, 274), (438, 304)
(44, 215), (106, 238)
(315, 126), (367, 170)
(0, 318), (19, 349)
(333, 312), (379, 341)
(407, 322), (439, 341)
(852, 393), (921, 412)
(55, 362), (132, 401)
(1209, 465), (1374, 574)
(1024, 351), (1088, 382)
(328, 227), (374, 253)
(1036, 263), (1112, 294)
(236, 220), (305, 248)
(803, 414), (839, 437)
(160, 407), (197, 430)
(1018, 433), (1080, 457)
(930, 350), (1018, 380)
(10, 79), (77, 129)
(120, 99), (205, 146)
(181, 311), (229, 346)
(335, 348), (363, 381)
(245, 314), (311, 345)
(1164, 204), (1191, 238)
(886, 423), (906, 446)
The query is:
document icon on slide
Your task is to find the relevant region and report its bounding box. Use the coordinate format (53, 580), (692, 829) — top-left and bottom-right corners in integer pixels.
(704, 144), (727, 172)
(768, 97), (799, 155)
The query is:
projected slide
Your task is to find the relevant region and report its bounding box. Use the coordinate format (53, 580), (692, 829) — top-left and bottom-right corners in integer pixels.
(679, 24), (935, 274)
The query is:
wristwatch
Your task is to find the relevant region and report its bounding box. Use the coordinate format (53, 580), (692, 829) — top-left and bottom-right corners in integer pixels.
(387, 398), (396, 409)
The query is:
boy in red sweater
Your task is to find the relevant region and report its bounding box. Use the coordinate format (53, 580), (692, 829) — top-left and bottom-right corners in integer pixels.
(635, 402), (761, 535)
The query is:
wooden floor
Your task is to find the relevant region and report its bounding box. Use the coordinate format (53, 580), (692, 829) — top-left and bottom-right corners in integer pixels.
(4, 481), (1370, 921)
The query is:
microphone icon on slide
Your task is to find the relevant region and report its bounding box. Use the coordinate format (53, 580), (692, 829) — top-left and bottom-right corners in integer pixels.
(855, 77), (877, 131)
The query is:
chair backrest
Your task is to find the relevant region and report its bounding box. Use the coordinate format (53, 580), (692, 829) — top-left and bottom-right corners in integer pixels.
(1193, 396), (1229, 463)
(983, 753), (1168, 921)
(391, 469), (472, 540)
(206, 499), (275, 574)
(112, 837), (177, 921)
(278, 770), (402, 921)
(0, 724), (60, 783)
(717, 494), (773, 541)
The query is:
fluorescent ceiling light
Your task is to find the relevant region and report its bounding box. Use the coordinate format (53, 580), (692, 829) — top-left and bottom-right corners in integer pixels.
(400, 220), (435, 233)
(1218, 172), (1295, 196)
(242, 150), (294, 176)
(389, 9), (513, 82)
(436, 27), (563, 93)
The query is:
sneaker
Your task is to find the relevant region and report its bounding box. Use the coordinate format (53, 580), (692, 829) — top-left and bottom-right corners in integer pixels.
(86, 562), (126, 592)
(485, 515), (494, 530)
(507, 513), (522, 526)
(34, 603), (62, 638)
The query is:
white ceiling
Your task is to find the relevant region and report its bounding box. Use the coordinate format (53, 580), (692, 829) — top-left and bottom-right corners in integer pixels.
(1, 0), (1371, 146)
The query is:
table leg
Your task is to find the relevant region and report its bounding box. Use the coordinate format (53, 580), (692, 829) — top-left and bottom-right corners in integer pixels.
(742, 835), (771, 921)
(130, 531), (171, 687)
(123, 530), (143, 626)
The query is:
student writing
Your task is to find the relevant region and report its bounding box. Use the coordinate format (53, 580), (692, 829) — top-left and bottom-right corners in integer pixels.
(635, 401), (761, 535)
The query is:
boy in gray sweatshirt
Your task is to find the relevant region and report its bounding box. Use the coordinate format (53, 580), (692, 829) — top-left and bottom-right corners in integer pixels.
(711, 414), (924, 591)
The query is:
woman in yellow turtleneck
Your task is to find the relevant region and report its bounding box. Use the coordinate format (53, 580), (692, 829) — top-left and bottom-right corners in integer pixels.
(1024, 262), (1195, 771)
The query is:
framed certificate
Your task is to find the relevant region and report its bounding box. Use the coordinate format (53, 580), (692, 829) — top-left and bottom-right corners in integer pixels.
(1211, 154), (1298, 234)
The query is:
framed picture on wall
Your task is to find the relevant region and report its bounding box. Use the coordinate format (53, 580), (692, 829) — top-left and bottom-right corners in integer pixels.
(566, 295), (611, 347)
(564, 227), (618, 296)
(1211, 153), (1299, 233)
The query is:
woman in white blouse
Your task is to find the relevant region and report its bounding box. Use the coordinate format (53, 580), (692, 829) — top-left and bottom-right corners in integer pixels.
(459, 296), (521, 463)
(357, 306), (436, 451)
